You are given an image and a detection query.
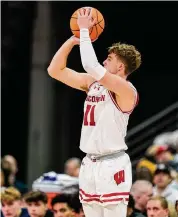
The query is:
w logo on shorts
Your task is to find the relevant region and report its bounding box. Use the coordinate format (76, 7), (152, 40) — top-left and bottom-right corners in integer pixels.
(114, 170), (125, 185)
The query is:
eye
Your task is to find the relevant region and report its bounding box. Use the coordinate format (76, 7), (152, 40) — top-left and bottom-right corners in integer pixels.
(60, 208), (67, 213)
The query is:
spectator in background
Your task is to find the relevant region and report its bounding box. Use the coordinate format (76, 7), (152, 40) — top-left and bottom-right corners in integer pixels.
(51, 193), (75, 217)
(127, 194), (145, 217)
(131, 180), (153, 217)
(154, 146), (178, 172)
(1, 187), (29, 217)
(146, 196), (169, 217)
(1, 160), (12, 189)
(153, 130), (178, 152)
(69, 192), (85, 217)
(175, 199), (178, 214)
(136, 147), (157, 179)
(1, 169), (5, 190)
(136, 167), (153, 183)
(2, 155), (28, 194)
(64, 158), (81, 178)
(23, 191), (53, 217)
(153, 164), (178, 204)
(127, 194), (135, 217)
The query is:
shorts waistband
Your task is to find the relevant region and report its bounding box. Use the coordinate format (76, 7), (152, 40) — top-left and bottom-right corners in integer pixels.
(87, 150), (125, 162)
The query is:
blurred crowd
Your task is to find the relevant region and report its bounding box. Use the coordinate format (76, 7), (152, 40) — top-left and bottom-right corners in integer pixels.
(1, 130), (178, 217)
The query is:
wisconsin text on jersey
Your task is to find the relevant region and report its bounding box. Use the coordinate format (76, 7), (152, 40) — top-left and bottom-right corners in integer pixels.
(85, 95), (105, 103)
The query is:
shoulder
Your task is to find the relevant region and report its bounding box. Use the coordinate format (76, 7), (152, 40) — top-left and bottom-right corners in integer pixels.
(127, 81), (137, 92)
(14, 180), (28, 194)
(44, 210), (54, 217)
(127, 81), (139, 105)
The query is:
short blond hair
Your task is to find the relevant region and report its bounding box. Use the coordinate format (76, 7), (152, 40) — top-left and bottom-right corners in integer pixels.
(108, 42), (141, 75)
(148, 196), (168, 209)
(1, 187), (21, 203)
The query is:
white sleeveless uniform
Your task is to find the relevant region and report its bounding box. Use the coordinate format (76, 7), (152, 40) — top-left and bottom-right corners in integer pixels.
(79, 81), (138, 208)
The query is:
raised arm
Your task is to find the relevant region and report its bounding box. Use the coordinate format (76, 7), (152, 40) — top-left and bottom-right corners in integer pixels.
(77, 8), (138, 111)
(47, 36), (95, 92)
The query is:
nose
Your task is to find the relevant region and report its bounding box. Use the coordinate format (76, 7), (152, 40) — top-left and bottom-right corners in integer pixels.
(31, 207), (36, 212)
(103, 60), (106, 66)
(148, 210), (155, 217)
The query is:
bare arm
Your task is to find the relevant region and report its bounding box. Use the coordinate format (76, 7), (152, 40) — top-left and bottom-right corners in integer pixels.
(47, 37), (95, 91)
(99, 73), (137, 111)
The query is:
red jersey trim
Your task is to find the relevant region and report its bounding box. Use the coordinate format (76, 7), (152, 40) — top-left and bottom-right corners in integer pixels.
(88, 81), (97, 90)
(108, 89), (139, 114)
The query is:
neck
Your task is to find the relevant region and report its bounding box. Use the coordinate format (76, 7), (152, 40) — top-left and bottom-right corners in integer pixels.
(157, 186), (166, 194)
(117, 72), (127, 79)
(9, 174), (16, 185)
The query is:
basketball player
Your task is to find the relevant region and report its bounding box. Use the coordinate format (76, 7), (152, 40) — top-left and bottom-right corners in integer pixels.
(48, 8), (141, 217)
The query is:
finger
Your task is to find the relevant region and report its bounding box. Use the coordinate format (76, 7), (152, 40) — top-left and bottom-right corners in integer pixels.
(89, 17), (97, 28)
(84, 8), (89, 17)
(80, 8), (85, 16)
(88, 8), (93, 18)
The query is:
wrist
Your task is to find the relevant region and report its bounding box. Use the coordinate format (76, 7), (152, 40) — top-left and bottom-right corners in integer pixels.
(68, 37), (76, 46)
(80, 28), (90, 41)
(80, 28), (89, 31)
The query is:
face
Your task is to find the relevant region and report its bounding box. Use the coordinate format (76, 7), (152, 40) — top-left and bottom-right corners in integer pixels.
(103, 53), (125, 76)
(4, 156), (18, 175)
(153, 173), (171, 188)
(26, 201), (47, 217)
(147, 200), (169, 217)
(155, 151), (172, 163)
(1, 200), (21, 217)
(65, 162), (79, 177)
(176, 201), (178, 213)
(137, 188), (153, 209)
(52, 203), (74, 217)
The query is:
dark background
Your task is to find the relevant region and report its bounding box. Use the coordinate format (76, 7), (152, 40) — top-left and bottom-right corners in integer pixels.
(2, 1), (178, 184)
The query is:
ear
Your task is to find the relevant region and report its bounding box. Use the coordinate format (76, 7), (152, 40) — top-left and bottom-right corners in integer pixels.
(165, 208), (169, 215)
(117, 62), (125, 72)
(45, 204), (48, 211)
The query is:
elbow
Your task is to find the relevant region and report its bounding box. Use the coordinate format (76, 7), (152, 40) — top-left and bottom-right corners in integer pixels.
(47, 64), (59, 78)
(47, 65), (53, 77)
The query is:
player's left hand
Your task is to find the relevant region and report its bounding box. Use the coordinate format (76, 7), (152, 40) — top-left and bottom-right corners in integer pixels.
(77, 8), (96, 30)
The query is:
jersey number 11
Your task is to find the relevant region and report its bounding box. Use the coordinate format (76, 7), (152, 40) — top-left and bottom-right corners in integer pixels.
(84, 105), (96, 126)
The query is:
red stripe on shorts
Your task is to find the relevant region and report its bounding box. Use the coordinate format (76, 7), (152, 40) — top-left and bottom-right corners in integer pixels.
(80, 197), (129, 203)
(79, 188), (130, 198)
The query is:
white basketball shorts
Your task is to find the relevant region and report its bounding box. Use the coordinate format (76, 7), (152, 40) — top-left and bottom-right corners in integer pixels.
(79, 152), (132, 206)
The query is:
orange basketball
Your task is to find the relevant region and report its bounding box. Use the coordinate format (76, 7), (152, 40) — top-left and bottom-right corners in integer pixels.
(70, 7), (105, 41)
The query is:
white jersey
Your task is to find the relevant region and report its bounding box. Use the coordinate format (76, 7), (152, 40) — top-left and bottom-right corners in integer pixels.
(79, 81), (138, 155)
